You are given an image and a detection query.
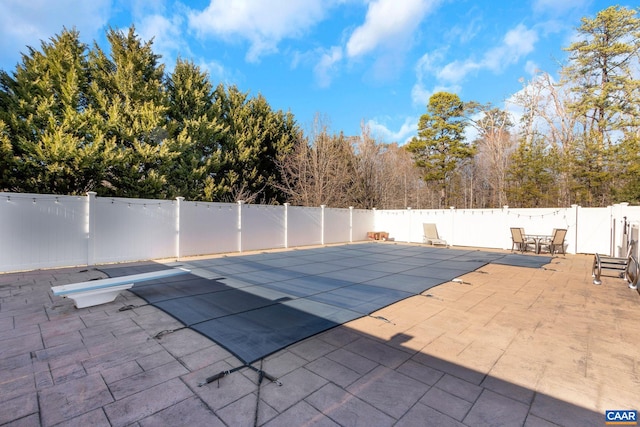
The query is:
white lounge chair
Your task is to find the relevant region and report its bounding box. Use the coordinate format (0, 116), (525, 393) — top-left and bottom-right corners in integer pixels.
(423, 223), (447, 246)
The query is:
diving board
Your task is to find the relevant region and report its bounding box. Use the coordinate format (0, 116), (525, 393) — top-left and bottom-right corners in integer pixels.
(52, 267), (190, 308)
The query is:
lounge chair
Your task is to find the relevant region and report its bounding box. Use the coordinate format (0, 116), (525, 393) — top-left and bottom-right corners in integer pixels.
(423, 223), (447, 246)
(538, 228), (567, 255)
(510, 227), (536, 253)
(592, 240), (639, 289)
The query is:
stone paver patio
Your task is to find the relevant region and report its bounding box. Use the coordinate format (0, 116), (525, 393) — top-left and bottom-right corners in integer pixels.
(0, 245), (638, 426)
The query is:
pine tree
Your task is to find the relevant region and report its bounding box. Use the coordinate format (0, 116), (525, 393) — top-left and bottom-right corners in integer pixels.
(612, 136), (640, 204)
(88, 26), (176, 198)
(561, 6), (640, 206)
(0, 120), (13, 190)
(210, 85), (297, 203)
(505, 138), (559, 207)
(165, 59), (226, 200)
(406, 92), (475, 208)
(0, 28), (113, 194)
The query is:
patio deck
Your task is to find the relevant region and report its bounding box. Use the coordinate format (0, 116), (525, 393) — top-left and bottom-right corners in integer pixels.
(0, 244), (638, 426)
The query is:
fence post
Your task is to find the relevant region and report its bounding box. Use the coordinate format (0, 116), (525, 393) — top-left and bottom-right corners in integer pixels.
(176, 197), (184, 260)
(284, 203), (289, 249)
(372, 208), (377, 240)
(321, 205), (326, 245)
(503, 205), (509, 250)
(570, 204), (579, 255)
(407, 207), (412, 243)
(349, 206), (354, 243)
(86, 192), (97, 266)
(237, 201), (244, 253)
(449, 206), (455, 246)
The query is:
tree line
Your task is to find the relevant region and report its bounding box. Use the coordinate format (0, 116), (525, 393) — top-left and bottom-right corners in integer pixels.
(409, 6), (640, 209)
(0, 26), (421, 208)
(0, 27), (298, 204)
(1, 6), (638, 209)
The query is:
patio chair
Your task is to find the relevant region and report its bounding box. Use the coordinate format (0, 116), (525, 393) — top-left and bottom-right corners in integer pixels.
(538, 228), (567, 255)
(510, 227), (536, 253)
(592, 240), (639, 289)
(423, 223), (447, 246)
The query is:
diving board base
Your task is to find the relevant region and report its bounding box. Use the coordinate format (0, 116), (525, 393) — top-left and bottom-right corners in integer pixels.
(62, 283), (135, 308)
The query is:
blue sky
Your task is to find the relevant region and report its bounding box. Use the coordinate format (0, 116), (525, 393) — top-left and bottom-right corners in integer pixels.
(0, 0), (627, 143)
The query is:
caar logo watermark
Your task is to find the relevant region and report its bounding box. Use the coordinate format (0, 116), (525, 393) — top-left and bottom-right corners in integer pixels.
(606, 410), (637, 425)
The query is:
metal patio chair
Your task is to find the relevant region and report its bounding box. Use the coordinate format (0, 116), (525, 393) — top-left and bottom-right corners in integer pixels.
(538, 228), (567, 255)
(510, 227), (536, 253)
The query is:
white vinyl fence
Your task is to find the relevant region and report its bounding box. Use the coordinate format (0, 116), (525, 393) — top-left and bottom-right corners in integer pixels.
(1, 191), (638, 273)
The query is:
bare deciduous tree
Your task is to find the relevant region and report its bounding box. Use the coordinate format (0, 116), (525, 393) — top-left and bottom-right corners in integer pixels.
(469, 106), (515, 208)
(277, 115), (356, 207)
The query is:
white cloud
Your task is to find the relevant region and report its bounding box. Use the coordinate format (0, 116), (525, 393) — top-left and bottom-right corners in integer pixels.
(447, 16), (482, 44)
(411, 50), (461, 106)
(437, 24), (539, 84)
(188, 0), (331, 62)
(305, 0), (442, 88)
(0, 0), (111, 69)
(437, 60), (479, 83)
(414, 50), (444, 79)
(503, 24), (538, 57)
(411, 82), (461, 107)
(346, 0), (438, 58)
(367, 116), (418, 144)
(137, 13), (189, 69)
(198, 59), (233, 84)
(313, 46), (343, 88)
(524, 60), (540, 76)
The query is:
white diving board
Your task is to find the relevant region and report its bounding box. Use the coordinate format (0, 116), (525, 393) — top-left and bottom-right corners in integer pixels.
(52, 267), (190, 308)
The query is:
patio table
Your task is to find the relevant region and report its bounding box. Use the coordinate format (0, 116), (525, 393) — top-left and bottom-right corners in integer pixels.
(525, 234), (552, 254)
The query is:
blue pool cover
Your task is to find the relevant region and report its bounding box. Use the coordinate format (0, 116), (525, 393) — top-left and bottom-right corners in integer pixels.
(100, 243), (552, 364)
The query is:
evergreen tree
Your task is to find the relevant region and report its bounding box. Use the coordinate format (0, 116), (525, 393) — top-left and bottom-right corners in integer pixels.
(505, 138), (559, 207)
(0, 120), (13, 190)
(165, 59), (226, 200)
(562, 6), (640, 139)
(612, 136), (640, 204)
(0, 29), (112, 194)
(564, 133), (612, 206)
(561, 6), (640, 205)
(211, 85), (297, 203)
(88, 26), (176, 198)
(406, 92), (475, 208)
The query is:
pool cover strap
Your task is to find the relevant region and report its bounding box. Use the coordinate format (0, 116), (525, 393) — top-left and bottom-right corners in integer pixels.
(197, 363), (282, 387)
